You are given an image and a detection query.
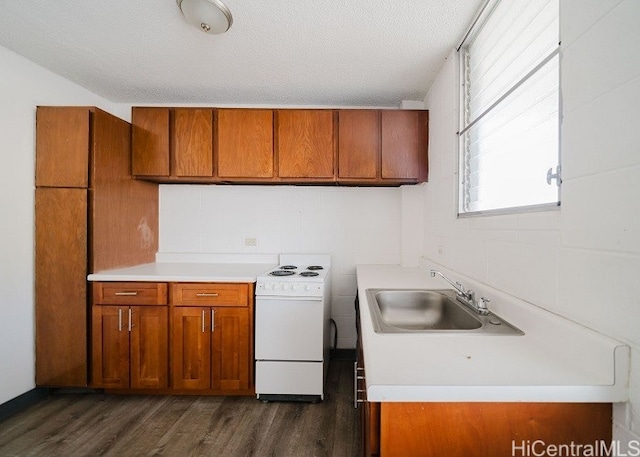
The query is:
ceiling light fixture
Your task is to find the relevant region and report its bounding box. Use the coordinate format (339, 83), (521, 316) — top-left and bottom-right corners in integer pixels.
(176, 0), (233, 34)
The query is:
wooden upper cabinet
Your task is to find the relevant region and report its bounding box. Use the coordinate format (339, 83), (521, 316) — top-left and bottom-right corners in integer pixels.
(216, 109), (274, 179)
(172, 108), (214, 177)
(131, 107), (170, 177)
(36, 107), (90, 188)
(129, 106), (427, 185)
(132, 107), (213, 178)
(338, 110), (380, 181)
(276, 110), (335, 180)
(381, 110), (429, 181)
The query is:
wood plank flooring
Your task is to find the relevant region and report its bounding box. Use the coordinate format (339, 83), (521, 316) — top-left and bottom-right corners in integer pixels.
(0, 359), (360, 457)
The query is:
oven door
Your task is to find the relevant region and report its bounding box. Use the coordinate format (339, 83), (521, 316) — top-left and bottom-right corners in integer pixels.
(255, 296), (324, 361)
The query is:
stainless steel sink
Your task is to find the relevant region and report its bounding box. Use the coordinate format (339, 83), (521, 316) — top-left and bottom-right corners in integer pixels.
(366, 289), (524, 335)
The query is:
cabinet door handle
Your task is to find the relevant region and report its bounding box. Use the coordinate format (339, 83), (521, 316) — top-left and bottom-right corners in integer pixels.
(202, 309), (206, 333)
(128, 308), (133, 332)
(211, 309), (215, 333)
(115, 291), (138, 296)
(196, 293), (219, 297)
(118, 308), (123, 332)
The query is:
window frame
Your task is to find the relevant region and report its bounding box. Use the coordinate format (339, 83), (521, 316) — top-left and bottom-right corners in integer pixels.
(456, 0), (562, 218)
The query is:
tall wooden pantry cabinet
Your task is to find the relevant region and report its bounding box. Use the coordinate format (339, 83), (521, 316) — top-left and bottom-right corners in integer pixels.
(35, 106), (159, 387)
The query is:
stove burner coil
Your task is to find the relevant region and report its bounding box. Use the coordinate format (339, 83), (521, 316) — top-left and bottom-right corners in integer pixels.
(280, 265), (297, 270)
(307, 265), (324, 270)
(270, 270), (296, 277)
(300, 271), (319, 277)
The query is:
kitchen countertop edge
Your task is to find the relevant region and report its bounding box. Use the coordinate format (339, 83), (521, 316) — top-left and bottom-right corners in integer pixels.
(87, 262), (278, 283)
(356, 262), (629, 403)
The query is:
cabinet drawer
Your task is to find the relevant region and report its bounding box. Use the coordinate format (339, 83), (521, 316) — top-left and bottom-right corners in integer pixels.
(171, 283), (249, 307)
(93, 282), (168, 305)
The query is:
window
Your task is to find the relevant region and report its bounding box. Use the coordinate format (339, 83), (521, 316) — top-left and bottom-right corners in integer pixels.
(458, 0), (560, 215)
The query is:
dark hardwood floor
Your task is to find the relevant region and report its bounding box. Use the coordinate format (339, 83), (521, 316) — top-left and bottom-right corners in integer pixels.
(0, 359), (360, 457)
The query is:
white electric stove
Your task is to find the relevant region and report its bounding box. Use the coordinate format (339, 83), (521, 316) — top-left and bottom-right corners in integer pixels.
(254, 254), (331, 402)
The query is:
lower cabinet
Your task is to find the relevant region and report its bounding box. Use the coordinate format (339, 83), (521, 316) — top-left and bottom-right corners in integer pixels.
(171, 306), (251, 392)
(377, 402), (611, 457)
(357, 359), (611, 456)
(91, 305), (168, 389)
(356, 299), (612, 457)
(356, 330), (380, 457)
(90, 281), (254, 395)
(170, 282), (253, 394)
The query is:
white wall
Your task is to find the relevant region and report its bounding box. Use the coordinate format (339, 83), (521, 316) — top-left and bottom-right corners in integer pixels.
(0, 45), (127, 405)
(159, 184), (403, 348)
(423, 0), (640, 446)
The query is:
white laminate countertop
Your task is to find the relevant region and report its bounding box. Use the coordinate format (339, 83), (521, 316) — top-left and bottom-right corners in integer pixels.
(356, 263), (629, 403)
(87, 262), (277, 283)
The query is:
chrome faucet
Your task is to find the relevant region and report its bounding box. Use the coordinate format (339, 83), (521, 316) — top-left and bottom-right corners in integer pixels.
(429, 270), (489, 315)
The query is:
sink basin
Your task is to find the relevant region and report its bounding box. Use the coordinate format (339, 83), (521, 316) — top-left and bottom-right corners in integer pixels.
(366, 289), (524, 335)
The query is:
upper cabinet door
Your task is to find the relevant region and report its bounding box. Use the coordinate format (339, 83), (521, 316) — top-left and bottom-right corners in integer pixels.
(276, 110), (335, 180)
(36, 107), (90, 188)
(338, 110), (380, 181)
(381, 111), (428, 181)
(172, 108), (213, 177)
(216, 109), (274, 179)
(131, 107), (170, 177)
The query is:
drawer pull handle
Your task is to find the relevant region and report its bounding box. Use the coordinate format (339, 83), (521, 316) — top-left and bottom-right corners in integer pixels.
(196, 293), (219, 297)
(115, 291), (138, 296)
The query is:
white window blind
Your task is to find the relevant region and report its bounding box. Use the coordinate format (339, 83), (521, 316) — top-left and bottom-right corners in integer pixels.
(459, 0), (560, 214)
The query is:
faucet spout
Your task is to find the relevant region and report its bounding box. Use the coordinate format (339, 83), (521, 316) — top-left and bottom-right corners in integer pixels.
(429, 270), (466, 296)
(428, 269), (489, 315)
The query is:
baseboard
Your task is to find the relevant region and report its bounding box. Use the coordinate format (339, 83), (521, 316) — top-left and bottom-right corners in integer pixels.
(330, 348), (356, 361)
(0, 388), (49, 423)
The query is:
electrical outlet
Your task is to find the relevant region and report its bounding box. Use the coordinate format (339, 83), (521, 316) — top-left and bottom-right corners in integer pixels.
(244, 237), (257, 247)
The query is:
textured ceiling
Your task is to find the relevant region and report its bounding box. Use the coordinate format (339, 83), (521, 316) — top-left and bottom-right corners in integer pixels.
(0, 1), (482, 107)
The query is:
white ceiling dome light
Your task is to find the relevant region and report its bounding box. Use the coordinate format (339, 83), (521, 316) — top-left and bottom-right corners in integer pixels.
(176, 0), (233, 34)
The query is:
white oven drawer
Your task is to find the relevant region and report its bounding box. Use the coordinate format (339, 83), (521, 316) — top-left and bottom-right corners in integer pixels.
(255, 297), (324, 361)
(255, 361), (324, 396)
